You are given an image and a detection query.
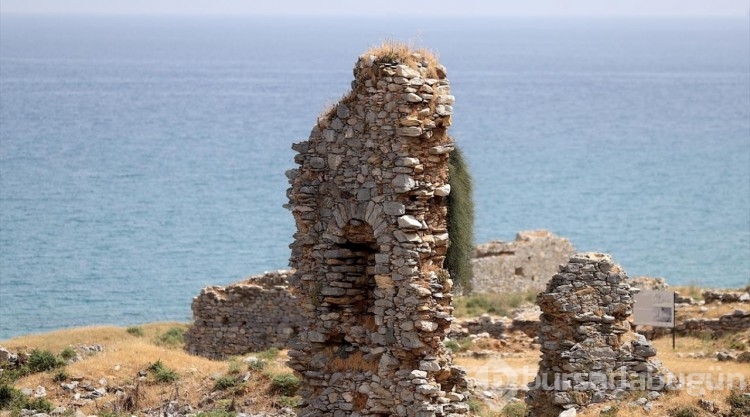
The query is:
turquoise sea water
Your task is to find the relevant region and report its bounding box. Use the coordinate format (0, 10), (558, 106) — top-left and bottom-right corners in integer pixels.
(1, 16), (748, 340)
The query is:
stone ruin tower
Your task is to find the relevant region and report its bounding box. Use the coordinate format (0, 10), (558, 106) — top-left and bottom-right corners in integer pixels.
(527, 253), (676, 417)
(285, 45), (470, 416)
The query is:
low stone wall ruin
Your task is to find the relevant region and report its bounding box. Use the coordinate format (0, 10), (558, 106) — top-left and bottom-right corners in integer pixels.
(703, 290), (750, 304)
(184, 270), (307, 359)
(471, 230), (575, 294)
(185, 268), (750, 360)
(681, 309), (750, 335)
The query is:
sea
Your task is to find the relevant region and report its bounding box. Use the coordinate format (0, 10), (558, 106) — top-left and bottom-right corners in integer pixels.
(1, 15), (748, 340)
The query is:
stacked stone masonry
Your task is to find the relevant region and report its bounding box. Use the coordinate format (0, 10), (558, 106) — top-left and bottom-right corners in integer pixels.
(703, 290), (750, 304)
(285, 48), (470, 417)
(681, 309), (750, 335)
(184, 270), (306, 359)
(184, 269), (749, 361)
(471, 230), (575, 294)
(527, 253), (677, 417)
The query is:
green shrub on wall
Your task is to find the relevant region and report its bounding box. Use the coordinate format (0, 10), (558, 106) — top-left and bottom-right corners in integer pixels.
(444, 144), (475, 294)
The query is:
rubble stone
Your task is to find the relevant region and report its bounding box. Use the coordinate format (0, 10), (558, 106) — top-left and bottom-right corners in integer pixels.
(703, 290), (750, 304)
(184, 270), (306, 359)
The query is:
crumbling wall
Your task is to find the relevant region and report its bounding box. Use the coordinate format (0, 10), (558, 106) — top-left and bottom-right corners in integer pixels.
(471, 230), (575, 294)
(681, 309), (750, 335)
(703, 290), (750, 304)
(527, 253), (677, 417)
(184, 270), (306, 359)
(286, 45), (470, 416)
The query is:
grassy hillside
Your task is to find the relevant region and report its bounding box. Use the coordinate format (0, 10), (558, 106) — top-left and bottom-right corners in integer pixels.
(1, 323), (298, 417)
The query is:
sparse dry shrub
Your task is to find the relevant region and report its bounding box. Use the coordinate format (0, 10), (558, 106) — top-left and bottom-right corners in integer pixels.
(502, 401), (528, 417)
(669, 405), (700, 417)
(363, 40), (440, 78)
(115, 380), (143, 413)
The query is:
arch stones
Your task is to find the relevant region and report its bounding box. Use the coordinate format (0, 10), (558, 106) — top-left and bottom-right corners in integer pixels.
(285, 47), (470, 416)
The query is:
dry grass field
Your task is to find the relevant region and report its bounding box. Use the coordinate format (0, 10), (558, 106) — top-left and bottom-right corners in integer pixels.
(2, 304), (748, 417)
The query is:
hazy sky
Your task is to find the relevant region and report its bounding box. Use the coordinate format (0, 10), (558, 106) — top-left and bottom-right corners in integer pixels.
(1, 0), (748, 17)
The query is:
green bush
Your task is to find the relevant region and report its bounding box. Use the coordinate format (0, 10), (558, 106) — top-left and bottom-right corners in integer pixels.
(728, 390), (750, 417)
(213, 376), (238, 391)
(269, 374), (299, 396)
(147, 359), (165, 373)
(126, 326), (144, 337)
(443, 339), (460, 352)
(53, 369), (70, 382)
(22, 397), (53, 413)
(0, 384), (52, 413)
(60, 347), (76, 361)
(27, 349), (65, 373)
(502, 401), (527, 417)
(154, 367), (179, 383)
(0, 384), (14, 408)
(227, 358), (242, 375)
(247, 358), (267, 372)
(276, 395), (298, 408)
(257, 347), (279, 361)
(0, 366), (30, 385)
(444, 338), (473, 353)
(147, 360), (179, 383)
(444, 144), (474, 295)
(155, 327), (185, 348)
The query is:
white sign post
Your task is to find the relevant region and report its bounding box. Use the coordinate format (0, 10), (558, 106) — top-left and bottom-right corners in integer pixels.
(633, 290), (676, 349)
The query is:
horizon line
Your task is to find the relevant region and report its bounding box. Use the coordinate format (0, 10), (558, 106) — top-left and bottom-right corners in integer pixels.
(1, 11), (748, 18)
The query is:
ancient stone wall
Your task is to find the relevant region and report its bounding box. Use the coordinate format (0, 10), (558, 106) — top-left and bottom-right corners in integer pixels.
(184, 270), (306, 359)
(703, 290), (750, 304)
(681, 309), (750, 335)
(286, 45), (470, 416)
(471, 230), (575, 294)
(527, 253), (677, 417)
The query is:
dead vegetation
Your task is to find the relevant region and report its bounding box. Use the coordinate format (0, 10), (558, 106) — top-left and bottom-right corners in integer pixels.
(1, 323), (298, 416)
(362, 40), (440, 77)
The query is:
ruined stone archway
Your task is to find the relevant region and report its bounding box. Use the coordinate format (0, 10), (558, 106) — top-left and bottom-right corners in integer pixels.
(324, 219), (381, 350)
(286, 44), (470, 416)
